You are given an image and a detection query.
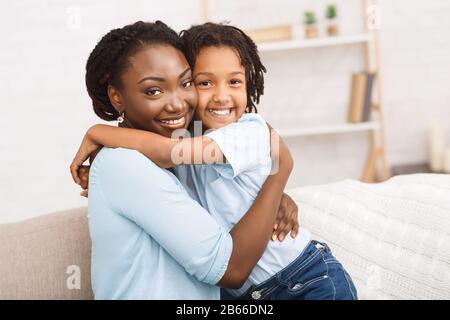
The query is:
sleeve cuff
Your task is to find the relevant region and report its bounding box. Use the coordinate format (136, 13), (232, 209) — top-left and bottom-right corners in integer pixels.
(203, 229), (233, 285)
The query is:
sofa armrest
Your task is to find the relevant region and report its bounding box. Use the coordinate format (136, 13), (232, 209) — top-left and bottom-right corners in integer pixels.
(0, 207), (93, 299)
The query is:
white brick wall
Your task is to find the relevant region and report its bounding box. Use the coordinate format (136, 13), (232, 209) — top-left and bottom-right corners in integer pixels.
(1, 0), (449, 223)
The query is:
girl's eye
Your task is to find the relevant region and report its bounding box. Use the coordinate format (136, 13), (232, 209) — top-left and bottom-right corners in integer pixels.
(230, 79), (243, 86)
(146, 89), (162, 96)
(197, 80), (212, 87)
(182, 80), (193, 88)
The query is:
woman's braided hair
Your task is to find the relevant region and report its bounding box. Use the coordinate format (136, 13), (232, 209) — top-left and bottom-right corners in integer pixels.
(86, 21), (184, 121)
(180, 22), (266, 113)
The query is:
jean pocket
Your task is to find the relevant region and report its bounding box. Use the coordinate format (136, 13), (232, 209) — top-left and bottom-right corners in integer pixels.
(287, 274), (330, 294)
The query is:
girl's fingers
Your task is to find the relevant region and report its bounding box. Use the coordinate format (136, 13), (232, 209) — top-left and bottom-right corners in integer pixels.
(80, 189), (88, 198)
(79, 168), (89, 189)
(70, 161), (81, 185)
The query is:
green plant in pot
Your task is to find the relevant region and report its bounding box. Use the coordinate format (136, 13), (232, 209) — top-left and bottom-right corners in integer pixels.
(303, 11), (318, 38)
(326, 4), (339, 36)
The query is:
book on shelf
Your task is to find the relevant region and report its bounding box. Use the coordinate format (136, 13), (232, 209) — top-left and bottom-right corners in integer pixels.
(245, 25), (292, 43)
(347, 72), (376, 123)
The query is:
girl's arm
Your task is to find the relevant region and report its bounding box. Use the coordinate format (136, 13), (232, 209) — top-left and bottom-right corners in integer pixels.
(86, 124), (223, 168)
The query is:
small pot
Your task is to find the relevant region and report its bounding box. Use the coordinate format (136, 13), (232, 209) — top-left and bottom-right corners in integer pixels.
(326, 18), (339, 36)
(305, 25), (318, 38)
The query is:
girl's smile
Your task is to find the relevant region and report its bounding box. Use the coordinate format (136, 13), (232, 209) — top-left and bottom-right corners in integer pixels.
(207, 107), (237, 121)
(193, 46), (247, 130)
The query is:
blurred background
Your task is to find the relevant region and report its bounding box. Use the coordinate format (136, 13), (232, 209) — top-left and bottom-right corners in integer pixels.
(1, 0), (450, 223)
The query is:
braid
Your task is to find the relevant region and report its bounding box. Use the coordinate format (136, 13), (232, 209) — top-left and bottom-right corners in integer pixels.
(180, 22), (266, 113)
(86, 21), (184, 121)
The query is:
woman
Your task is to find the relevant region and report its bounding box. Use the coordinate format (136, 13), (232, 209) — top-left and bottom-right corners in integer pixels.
(72, 21), (295, 299)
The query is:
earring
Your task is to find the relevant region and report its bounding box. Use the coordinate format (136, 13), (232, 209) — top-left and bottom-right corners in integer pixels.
(117, 112), (125, 123)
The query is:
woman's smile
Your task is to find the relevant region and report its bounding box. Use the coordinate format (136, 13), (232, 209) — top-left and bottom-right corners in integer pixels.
(156, 110), (191, 130)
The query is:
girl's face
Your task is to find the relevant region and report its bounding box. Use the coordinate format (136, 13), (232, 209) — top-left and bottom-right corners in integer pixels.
(193, 46), (247, 130)
(111, 44), (197, 138)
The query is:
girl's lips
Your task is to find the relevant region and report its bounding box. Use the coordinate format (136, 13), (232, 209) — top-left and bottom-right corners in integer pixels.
(207, 108), (236, 121)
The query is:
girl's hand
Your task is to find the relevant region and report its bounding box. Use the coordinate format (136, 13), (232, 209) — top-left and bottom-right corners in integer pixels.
(78, 165), (90, 198)
(70, 133), (101, 186)
(272, 193), (300, 242)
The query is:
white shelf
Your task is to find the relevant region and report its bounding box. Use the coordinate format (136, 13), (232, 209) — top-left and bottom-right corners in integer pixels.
(277, 121), (380, 137)
(258, 33), (373, 52)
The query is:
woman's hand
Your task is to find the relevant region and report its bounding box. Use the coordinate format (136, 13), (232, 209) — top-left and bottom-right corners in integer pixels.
(70, 130), (101, 186)
(272, 193), (300, 242)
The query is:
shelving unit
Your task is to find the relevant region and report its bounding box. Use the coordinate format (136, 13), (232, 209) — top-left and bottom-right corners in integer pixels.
(258, 33), (373, 52)
(277, 121), (380, 138)
(200, 0), (389, 183)
(260, 1), (389, 183)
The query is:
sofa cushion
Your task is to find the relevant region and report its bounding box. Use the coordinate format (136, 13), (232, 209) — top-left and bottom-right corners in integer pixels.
(0, 207), (93, 299)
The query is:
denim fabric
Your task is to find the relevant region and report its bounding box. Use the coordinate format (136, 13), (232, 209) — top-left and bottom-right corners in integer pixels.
(222, 240), (357, 300)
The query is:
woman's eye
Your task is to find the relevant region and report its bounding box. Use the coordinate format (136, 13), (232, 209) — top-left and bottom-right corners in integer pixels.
(182, 80), (193, 88)
(146, 89), (162, 96)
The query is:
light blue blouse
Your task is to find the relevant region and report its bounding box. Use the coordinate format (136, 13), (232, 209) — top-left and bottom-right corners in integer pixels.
(87, 147), (232, 299)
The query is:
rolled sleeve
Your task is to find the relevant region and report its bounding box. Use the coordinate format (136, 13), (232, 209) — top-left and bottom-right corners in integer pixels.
(205, 114), (271, 178)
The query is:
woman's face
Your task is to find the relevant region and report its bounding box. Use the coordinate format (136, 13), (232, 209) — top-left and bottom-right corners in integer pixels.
(112, 44), (197, 138)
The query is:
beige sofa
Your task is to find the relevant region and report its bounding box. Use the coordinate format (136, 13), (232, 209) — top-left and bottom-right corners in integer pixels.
(1, 174), (449, 299)
(0, 207), (93, 299)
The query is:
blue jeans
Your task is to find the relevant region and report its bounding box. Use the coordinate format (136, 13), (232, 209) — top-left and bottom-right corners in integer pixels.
(222, 240), (357, 300)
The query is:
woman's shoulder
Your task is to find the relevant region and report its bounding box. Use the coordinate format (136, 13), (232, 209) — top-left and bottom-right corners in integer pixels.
(95, 147), (155, 165)
(90, 147), (162, 179)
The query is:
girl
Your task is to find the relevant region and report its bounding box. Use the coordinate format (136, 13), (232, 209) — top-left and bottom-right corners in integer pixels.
(75, 20), (295, 299)
(72, 22), (357, 300)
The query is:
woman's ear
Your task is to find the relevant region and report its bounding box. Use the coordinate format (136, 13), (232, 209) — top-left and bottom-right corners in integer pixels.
(107, 84), (124, 113)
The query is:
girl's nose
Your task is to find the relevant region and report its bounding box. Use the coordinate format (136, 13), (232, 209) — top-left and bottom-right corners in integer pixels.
(213, 86), (231, 104)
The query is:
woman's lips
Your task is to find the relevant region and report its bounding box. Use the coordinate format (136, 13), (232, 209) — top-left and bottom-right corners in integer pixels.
(157, 114), (187, 129)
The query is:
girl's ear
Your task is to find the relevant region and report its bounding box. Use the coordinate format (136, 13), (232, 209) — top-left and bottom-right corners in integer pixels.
(107, 84), (124, 113)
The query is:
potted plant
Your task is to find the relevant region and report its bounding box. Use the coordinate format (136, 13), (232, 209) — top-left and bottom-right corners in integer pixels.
(303, 11), (318, 38)
(326, 4), (339, 36)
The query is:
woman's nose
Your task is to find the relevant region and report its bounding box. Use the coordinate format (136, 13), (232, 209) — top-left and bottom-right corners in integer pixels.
(165, 94), (184, 113)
